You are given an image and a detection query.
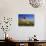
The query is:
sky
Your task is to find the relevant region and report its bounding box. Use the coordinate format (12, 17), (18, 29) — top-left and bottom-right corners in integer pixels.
(19, 14), (34, 20)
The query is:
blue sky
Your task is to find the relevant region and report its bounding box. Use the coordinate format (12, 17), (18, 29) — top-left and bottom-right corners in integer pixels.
(19, 14), (34, 20)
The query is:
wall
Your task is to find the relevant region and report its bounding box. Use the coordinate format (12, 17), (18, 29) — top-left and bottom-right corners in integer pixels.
(0, 0), (46, 40)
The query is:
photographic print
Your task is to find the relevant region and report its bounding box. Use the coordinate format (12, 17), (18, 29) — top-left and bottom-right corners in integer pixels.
(18, 14), (34, 26)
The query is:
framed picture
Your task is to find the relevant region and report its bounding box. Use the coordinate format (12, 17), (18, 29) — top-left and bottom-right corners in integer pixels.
(18, 14), (34, 26)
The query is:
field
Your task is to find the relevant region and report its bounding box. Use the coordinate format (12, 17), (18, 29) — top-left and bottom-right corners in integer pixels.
(18, 19), (34, 26)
